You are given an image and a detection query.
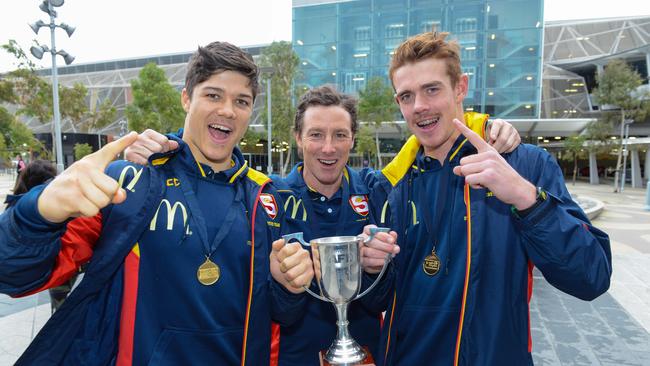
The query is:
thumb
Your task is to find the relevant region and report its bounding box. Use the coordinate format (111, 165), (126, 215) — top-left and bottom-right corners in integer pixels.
(272, 239), (286, 253)
(87, 132), (138, 169)
(363, 224), (377, 236)
(167, 140), (180, 151)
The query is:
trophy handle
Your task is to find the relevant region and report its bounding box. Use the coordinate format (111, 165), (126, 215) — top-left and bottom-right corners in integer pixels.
(282, 232), (332, 302)
(354, 227), (391, 300)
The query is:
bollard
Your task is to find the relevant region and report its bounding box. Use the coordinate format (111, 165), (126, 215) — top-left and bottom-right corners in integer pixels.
(646, 181), (650, 211)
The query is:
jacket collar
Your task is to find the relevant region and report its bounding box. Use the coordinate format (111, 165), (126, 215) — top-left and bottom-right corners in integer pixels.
(382, 112), (488, 186)
(147, 135), (249, 184)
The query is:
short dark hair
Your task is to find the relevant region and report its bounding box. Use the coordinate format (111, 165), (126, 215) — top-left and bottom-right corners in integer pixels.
(12, 159), (56, 195)
(294, 85), (358, 135)
(184, 41), (259, 100)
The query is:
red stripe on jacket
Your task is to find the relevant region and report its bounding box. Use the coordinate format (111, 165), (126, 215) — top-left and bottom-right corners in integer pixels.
(17, 214), (101, 297)
(116, 248), (140, 366)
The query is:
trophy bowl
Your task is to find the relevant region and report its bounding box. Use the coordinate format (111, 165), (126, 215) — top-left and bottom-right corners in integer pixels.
(284, 228), (391, 365)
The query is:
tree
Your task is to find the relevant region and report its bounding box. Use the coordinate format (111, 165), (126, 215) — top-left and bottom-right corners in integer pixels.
(562, 135), (587, 185)
(73, 143), (93, 160)
(125, 62), (185, 133)
(354, 125), (376, 167)
(1, 40), (116, 132)
(85, 99), (117, 133)
(59, 83), (89, 123)
(592, 59), (650, 191)
(258, 41), (301, 176)
(0, 108), (43, 161)
(358, 77), (399, 169)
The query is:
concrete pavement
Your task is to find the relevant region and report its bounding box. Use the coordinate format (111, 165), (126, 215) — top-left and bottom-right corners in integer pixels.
(0, 173), (648, 365)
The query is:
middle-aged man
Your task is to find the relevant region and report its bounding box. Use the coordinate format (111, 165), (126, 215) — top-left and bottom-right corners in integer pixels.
(364, 31), (612, 366)
(0, 41), (315, 366)
(125, 86), (521, 366)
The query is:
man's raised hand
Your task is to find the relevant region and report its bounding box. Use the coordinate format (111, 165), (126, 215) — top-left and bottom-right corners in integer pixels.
(487, 118), (521, 153)
(452, 119), (536, 210)
(37, 132), (139, 223)
(124, 129), (176, 165)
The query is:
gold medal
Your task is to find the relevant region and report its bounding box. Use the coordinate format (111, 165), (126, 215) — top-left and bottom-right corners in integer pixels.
(197, 257), (220, 285)
(423, 249), (441, 276)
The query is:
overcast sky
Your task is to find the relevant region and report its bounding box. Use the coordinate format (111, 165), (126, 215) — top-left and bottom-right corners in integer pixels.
(1, 0), (648, 73)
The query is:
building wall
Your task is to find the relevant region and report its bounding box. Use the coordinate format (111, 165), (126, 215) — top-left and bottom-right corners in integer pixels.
(293, 0), (544, 119)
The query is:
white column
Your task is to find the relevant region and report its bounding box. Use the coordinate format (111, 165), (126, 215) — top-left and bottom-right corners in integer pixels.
(589, 151), (599, 185)
(631, 148), (643, 188)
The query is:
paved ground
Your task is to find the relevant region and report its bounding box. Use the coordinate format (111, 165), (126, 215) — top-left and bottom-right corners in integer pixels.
(0, 173), (649, 365)
(531, 181), (650, 365)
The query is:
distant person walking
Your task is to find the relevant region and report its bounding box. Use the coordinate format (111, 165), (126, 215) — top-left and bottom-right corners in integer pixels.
(15, 155), (26, 175)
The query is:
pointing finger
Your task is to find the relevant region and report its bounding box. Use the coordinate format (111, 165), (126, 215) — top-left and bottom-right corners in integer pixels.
(86, 132), (138, 169)
(452, 119), (491, 153)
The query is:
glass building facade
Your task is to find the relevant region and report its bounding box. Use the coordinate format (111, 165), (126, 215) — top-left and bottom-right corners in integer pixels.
(293, 0), (544, 119)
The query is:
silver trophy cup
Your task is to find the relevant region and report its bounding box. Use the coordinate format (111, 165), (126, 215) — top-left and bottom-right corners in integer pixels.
(283, 227), (391, 365)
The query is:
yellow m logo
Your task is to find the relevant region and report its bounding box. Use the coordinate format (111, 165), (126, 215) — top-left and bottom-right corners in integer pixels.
(284, 195), (307, 221)
(117, 166), (143, 193)
(150, 199), (190, 232)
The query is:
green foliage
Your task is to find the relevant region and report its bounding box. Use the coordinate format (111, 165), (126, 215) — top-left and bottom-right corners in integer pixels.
(358, 77), (398, 126)
(258, 41), (301, 174)
(125, 63), (185, 133)
(584, 115), (614, 153)
(0, 107), (42, 159)
(59, 83), (88, 123)
(86, 99), (117, 132)
(73, 143), (93, 160)
(358, 77), (398, 168)
(354, 125), (376, 164)
(592, 59), (650, 122)
(1, 41), (115, 131)
(242, 129), (264, 146)
(562, 135), (587, 185)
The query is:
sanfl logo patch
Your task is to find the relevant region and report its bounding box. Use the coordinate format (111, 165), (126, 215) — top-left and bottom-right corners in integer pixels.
(349, 195), (369, 216)
(259, 193), (278, 219)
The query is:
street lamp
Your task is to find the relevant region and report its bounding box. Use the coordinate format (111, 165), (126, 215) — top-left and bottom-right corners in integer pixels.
(28, 0), (76, 174)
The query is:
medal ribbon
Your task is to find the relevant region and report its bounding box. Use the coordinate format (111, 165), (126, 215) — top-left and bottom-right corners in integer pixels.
(174, 161), (243, 260)
(419, 159), (452, 250)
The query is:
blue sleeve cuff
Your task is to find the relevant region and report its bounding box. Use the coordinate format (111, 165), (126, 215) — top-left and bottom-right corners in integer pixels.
(14, 184), (67, 233)
(511, 190), (556, 227)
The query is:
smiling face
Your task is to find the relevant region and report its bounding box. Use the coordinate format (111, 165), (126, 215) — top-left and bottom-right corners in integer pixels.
(393, 57), (468, 161)
(295, 105), (355, 198)
(181, 70), (253, 171)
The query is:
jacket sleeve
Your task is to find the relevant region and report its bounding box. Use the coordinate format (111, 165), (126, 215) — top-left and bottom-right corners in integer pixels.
(0, 184), (102, 297)
(0, 185), (68, 296)
(511, 147), (612, 301)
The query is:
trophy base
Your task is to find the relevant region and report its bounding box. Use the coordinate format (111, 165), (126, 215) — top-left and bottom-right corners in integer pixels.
(319, 346), (375, 366)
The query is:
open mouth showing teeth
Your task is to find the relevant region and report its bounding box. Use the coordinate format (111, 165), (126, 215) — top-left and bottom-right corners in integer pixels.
(318, 159), (336, 165)
(416, 117), (439, 128)
(209, 124), (232, 135)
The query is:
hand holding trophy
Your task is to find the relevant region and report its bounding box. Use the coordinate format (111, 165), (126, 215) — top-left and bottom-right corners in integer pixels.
(283, 227), (393, 365)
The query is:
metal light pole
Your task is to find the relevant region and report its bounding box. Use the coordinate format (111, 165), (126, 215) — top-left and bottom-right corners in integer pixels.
(29, 0), (75, 174)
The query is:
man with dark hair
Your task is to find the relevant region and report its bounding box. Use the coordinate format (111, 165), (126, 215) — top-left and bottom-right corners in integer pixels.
(269, 85), (394, 366)
(126, 83), (522, 365)
(364, 31), (612, 366)
(0, 41), (314, 366)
